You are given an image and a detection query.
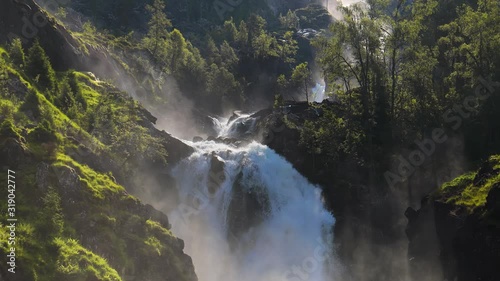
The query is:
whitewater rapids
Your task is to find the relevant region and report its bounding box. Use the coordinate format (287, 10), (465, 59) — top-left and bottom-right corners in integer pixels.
(168, 115), (337, 281)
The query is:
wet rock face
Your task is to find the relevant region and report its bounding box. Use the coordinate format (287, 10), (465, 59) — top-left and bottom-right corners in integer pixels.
(208, 153), (226, 195)
(405, 199), (444, 281)
(52, 164), (82, 204)
(453, 216), (500, 281)
(0, 0), (83, 70)
(226, 171), (270, 245)
(408, 158), (500, 281)
(486, 183), (500, 216)
(35, 162), (50, 190)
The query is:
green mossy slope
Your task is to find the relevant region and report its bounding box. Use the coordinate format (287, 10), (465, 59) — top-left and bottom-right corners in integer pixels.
(0, 37), (196, 281)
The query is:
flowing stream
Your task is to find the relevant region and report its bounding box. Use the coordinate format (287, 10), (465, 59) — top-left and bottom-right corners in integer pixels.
(168, 115), (337, 281)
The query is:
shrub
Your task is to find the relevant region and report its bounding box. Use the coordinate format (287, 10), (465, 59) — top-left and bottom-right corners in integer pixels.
(0, 120), (21, 139)
(20, 90), (41, 119)
(28, 119), (58, 143)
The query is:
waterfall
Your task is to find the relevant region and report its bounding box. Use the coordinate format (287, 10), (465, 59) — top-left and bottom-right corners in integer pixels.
(322, 0), (366, 19)
(168, 115), (338, 281)
(312, 81), (326, 103)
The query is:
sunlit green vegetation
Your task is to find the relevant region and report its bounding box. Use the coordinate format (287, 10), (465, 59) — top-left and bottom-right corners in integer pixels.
(439, 156), (500, 211)
(0, 26), (190, 280)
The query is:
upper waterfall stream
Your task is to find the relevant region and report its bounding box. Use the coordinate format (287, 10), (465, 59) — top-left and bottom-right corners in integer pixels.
(168, 114), (337, 281)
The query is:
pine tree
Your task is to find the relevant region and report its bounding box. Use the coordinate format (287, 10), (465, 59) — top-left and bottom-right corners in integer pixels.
(8, 38), (25, 68)
(26, 40), (56, 95)
(144, 0), (172, 60)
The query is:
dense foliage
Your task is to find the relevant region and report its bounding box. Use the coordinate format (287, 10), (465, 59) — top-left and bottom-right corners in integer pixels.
(306, 0), (500, 185)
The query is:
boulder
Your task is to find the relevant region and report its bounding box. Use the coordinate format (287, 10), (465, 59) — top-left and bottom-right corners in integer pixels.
(226, 171), (270, 246)
(52, 165), (81, 203)
(207, 153), (225, 195)
(0, 138), (29, 168)
(35, 162), (50, 191)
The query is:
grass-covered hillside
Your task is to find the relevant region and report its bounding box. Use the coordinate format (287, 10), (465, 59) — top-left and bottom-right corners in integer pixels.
(0, 39), (196, 280)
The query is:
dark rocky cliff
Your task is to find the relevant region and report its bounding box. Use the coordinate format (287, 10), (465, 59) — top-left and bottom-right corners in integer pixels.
(407, 156), (500, 281)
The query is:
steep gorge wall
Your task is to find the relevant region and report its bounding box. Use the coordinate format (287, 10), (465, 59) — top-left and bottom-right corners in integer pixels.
(407, 157), (500, 281)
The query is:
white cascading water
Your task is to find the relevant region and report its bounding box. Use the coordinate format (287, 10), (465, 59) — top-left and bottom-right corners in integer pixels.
(312, 81), (326, 103)
(322, 0), (366, 20)
(168, 115), (338, 281)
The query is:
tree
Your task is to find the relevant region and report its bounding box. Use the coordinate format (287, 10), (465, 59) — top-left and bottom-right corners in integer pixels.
(144, 0), (172, 60)
(206, 38), (221, 65)
(440, 0), (500, 90)
(247, 14), (266, 40)
(219, 41), (239, 70)
(278, 31), (298, 64)
(57, 77), (76, 114)
(111, 122), (168, 170)
(252, 33), (278, 59)
(26, 40), (57, 95)
(8, 38), (25, 68)
(236, 20), (249, 48)
(21, 90), (41, 118)
(167, 29), (189, 73)
(291, 62), (311, 103)
(223, 18), (238, 42)
(207, 63), (242, 106)
(276, 74), (289, 104)
(279, 10), (299, 30)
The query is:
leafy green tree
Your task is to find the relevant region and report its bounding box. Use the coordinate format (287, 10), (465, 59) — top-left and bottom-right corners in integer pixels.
(277, 31), (298, 64)
(207, 63), (242, 106)
(320, 4), (383, 118)
(252, 33), (278, 59)
(167, 29), (189, 73)
(440, 0), (500, 90)
(275, 74), (289, 105)
(291, 62), (311, 103)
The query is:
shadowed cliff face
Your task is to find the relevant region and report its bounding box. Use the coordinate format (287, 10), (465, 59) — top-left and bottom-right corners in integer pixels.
(0, 0), (137, 89)
(407, 157), (500, 281)
(0, 0), (83, 69)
